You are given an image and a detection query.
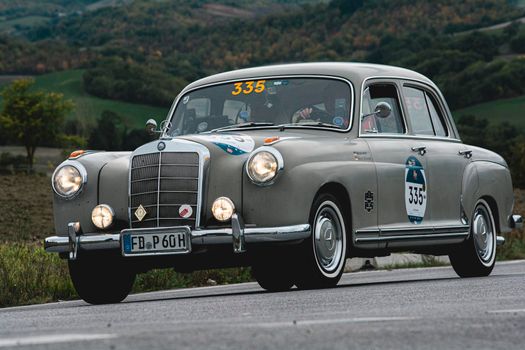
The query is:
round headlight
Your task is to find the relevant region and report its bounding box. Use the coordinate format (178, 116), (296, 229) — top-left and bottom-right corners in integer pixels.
(52, 162), (86, 198)
(91, 204), (114, 229)
(246, 147), (283, 185)
(212, 197), (235, 222)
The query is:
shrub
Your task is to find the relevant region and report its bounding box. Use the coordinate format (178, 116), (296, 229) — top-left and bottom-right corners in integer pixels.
(0, 152), (27, 175)
(0, 244), (76, 307)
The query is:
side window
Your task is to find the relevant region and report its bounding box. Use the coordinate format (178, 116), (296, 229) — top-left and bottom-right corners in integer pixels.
(402, 86), (449, 137)
(403, 87), (434, 136)
(425, 92), (448, 137)
(361, 84), (405, 134)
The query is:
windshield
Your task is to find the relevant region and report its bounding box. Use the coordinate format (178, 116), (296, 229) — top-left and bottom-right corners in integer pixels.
(167, 77), (352, 136)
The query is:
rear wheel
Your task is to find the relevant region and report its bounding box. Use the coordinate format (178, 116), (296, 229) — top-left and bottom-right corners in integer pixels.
(294, 193), (348, 289)
(68, 253), (136, 305)
(449, 199), (496, 277)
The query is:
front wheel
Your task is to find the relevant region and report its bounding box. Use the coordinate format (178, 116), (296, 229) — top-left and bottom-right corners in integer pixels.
(449, 199), (496, 277)
(295, 193), (348, 289)
(68, 253), (136, 305)
(252, 253), (295, 292)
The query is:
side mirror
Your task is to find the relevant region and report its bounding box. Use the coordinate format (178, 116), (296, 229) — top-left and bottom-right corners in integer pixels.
(374, 102), (392, 119)
(145, 119), (159, 136)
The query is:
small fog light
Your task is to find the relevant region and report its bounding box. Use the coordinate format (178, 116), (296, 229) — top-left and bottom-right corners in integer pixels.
(91, 204), (114, 229)
(212, 197), (235, 222)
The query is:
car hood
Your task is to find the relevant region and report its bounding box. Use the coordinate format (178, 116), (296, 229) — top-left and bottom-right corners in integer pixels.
(175, 129), (340, 157)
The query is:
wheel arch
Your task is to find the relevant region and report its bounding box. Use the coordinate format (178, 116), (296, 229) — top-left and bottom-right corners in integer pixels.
(480, 195), (500, 234)
(462, 161), (513, 234)
(313, 182), (353, 240)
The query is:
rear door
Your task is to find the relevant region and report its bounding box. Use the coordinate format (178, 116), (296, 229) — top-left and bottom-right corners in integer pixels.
(400, 83), (470, 232)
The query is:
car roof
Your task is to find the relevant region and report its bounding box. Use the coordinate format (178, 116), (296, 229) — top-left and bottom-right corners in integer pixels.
(182, 62), (435, 92)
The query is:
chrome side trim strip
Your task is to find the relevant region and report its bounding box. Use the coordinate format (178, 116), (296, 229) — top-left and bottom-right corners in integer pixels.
(355, 232), (469, 243)
(44, 224), (311, 254)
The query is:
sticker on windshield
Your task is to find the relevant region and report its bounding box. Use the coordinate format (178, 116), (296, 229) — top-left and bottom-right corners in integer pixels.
(182, 95), (190, 104)
(231, 80), (266, 96)
(193, 134), (255, 155)
(405, 156), (427, 224)
(332, 117), (344, 126)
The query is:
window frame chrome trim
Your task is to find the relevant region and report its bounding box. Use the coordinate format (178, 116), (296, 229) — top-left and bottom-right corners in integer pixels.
(162, 74), (356, 136)
(360, 80), (409, 136)
(358, 76), (462, 142)
(401, 81), (452, 138)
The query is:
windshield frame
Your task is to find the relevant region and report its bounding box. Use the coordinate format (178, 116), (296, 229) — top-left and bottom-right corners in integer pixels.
(162, 74), (355, 137)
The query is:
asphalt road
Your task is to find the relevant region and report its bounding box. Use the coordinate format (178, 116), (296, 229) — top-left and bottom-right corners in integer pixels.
(1, 261), (524, 350)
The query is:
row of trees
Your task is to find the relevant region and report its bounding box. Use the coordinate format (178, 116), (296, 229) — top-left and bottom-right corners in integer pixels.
(456, 115), (525, 188)
(3, 79), (525, 189)
(82, 59), (186, 107)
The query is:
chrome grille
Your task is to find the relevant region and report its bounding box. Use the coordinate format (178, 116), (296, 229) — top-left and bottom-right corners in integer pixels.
(130, 152), (199, 229)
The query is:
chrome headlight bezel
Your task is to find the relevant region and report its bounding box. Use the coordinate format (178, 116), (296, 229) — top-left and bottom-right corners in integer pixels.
(51, 160), (88, 200)
(245, 146), (284, 186)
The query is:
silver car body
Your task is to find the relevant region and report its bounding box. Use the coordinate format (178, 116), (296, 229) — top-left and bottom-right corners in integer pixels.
(45, 63), (520, 267)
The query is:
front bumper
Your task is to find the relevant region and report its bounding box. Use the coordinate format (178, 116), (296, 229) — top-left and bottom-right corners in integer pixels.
(44, 215), (310, 257)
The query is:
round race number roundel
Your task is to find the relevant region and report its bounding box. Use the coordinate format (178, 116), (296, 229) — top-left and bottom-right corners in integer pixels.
(405, 156), (427, 224)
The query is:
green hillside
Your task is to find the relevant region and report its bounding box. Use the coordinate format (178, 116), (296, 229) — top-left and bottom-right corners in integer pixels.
(453, 95), (525, 128)
(1, 70), (170, 129)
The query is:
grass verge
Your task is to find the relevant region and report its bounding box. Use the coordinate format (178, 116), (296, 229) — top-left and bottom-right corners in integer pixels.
(381, 255), (451, 270)
(0, 243), (75, 307)
(0, 243), (252, 308)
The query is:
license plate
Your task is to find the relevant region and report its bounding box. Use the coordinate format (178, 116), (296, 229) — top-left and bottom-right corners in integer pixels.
(121, 227), (191, 256)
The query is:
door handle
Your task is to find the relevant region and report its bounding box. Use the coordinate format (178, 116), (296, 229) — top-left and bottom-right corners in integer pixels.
(459, 150), (473, 159)
(411, 146), (427, 156)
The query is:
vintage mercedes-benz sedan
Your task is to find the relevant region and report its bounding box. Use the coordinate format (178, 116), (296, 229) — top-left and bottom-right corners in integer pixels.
(45, 63), (522, 304)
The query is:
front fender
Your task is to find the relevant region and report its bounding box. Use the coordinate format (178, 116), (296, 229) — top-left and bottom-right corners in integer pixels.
(242, 157), (376, 231)
(53, 152), (131, 236)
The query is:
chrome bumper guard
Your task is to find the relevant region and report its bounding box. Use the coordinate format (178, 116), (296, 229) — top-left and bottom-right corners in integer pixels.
(45, 215), (310, 256)
(509, 214), (523, 230)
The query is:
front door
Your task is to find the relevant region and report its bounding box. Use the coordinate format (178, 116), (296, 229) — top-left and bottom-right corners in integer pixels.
(361, 81), (432, 240)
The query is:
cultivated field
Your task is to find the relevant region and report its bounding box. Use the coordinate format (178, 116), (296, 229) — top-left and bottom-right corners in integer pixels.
(453, 95), (525, 127)
(0, 70), (170, 129)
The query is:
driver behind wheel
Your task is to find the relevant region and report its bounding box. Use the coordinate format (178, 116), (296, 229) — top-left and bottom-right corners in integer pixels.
(292, 88), (349, 128)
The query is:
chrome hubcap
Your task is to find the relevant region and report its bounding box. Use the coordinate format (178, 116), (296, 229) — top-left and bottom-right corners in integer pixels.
(314, 203), (344, 274)
(472, 205), (494, 264)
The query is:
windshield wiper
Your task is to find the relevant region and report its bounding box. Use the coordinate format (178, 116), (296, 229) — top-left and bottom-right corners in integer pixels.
(279, 122), (342, 129)
(210, 122), (275, 133)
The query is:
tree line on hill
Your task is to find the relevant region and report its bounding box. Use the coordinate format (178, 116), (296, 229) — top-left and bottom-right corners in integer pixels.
(2, 78), (525, 190)
(1, 0), (525, 182)
(0, 0), (523, 109)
